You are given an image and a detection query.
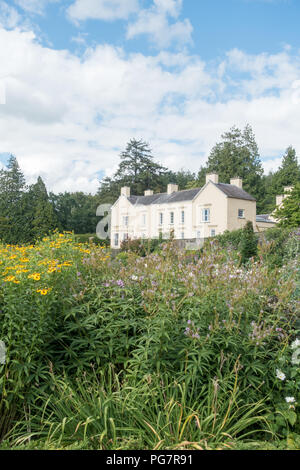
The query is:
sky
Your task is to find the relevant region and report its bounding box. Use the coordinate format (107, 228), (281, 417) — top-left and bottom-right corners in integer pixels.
(0, 0), (300, 193)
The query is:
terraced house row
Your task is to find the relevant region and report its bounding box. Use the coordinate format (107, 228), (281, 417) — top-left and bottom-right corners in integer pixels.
(110, 173), (282, 248)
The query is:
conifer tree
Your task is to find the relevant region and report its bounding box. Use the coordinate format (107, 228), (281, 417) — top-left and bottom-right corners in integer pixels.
(29, 176), (58, 239)
(0, 155), (28, 243)
(240, 221), (258, 265)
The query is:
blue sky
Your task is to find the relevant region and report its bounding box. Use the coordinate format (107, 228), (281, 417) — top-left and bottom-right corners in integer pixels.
(0, 0), (299, 192)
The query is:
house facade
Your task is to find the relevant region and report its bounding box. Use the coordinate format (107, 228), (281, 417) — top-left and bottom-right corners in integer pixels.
(111, 173), (277, 249)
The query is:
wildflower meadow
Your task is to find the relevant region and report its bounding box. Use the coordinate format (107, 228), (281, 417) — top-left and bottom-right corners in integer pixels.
(0, 230), (299, 450)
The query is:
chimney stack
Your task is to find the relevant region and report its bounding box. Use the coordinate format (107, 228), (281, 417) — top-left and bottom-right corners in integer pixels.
(121, 187), (130, 197)
(276, 195), (284, 207)
(167, 184), (178, 195)
(230, 177), (243, 189)
(206, 173), (219, 184)
(276, 187), (293, 207)
(144, 189), (154, 196)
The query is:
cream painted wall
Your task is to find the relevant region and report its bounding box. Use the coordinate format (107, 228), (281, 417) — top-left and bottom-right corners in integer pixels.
(111, 182), (258, 248)
(255, 221), (277, 232)
(192, 183), (228, 238)
(227, 197), (256, 232)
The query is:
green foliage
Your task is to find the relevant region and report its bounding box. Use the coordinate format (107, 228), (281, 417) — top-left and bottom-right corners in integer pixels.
(0, 155), (28, 244)
(28, 177), (59, 240)
(0, 234), (299, 449)
(271, 147), (300, 196)
(98, 139), (169, 203)
(240, 221), (258, 264)
(50, 192), (99, 234)
(204, 125), (265, 211)
(274, 184), (300, 228)
(75, 233), (110, 246)
(120, 237), (163, 256)
(213, 228), (245, 250)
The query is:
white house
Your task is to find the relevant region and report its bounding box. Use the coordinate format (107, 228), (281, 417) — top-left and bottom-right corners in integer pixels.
(110, 173), (278, 248)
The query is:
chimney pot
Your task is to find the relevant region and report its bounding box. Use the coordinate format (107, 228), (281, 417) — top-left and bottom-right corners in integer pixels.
(206, 173), (219, 184)
(167, 184), (178, 195)
(121, 186), (130, 197)
(230, 177), (243, 189)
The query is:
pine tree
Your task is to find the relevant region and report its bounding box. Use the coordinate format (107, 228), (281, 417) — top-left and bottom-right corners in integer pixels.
(98, 139), (168, 202)
(261, 147), (300, 214)
(205, 125), (265, 211)
(29, 176), (58, 240)
(272, 147), (300, 194)
(240, 221), (258, 265)
(0, 155), (28, 243)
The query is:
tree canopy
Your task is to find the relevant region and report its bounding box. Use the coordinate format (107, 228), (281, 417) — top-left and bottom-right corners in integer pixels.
(273, 183), (300, 228)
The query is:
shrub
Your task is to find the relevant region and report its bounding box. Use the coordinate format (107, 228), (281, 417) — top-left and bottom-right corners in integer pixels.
(75, 233), (110, 246)
(120, 237), (163, 256)
(240, 221), (258, 264)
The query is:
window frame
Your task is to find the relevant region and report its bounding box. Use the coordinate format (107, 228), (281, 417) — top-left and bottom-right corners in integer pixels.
(238, 209), (245, 219)
(202, 208), (210, 223)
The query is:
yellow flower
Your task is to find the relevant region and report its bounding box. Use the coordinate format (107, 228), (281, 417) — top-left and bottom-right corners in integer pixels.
(4, 275), (18, 283)
(48, 267), (57, 273)
(36, 288), (51, 295)
(28, 273), (41, 281)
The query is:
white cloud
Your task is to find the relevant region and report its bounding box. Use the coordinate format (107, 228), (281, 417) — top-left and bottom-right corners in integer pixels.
(0, 1), (21, 28)
(67, 0), (139, 22)
(0, 26), (299, 195)
(127, 0), (193, 48)
(13, 0), (59, 15)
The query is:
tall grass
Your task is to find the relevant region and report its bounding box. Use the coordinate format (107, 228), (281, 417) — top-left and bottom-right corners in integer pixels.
(5, 365), (273, 450)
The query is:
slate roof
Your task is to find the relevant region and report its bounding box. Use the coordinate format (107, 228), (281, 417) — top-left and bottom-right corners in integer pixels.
(126, 182), (256, 206)
(128, 188), (201, 206)
(215, 183), (256, 201)
(256, 214), (275, 223)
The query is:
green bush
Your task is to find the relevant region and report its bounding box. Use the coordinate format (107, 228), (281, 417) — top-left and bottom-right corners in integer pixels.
(120, 237), (163, 256)
(75, 233), (110, 246)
